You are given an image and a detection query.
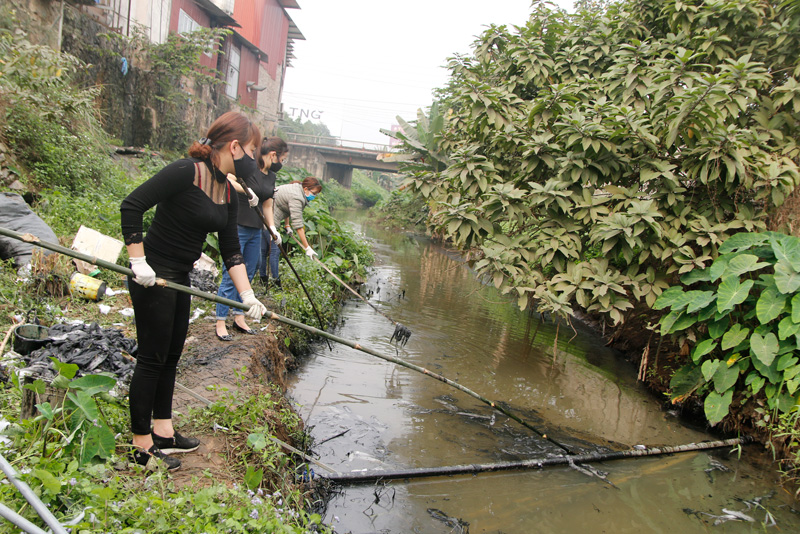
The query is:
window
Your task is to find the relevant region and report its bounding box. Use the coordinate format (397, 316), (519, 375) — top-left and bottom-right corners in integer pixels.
(177, 9), (212, 58)
(226, 44), (240, 99)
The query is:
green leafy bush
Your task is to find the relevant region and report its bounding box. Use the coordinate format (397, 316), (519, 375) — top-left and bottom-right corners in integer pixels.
(655, 232), (800, 426)
(388, 0), (800, 325)
(318, 178), (355, 209)
(351, 170), (389, 208)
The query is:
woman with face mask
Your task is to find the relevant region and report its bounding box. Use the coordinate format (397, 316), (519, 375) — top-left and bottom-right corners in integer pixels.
(120, 111), (267, 471)
(213, 134), (279, 341)
(269, 176), (323, 286)
(256, 137), (289, 287)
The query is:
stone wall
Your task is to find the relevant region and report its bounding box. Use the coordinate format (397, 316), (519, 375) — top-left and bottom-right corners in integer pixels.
(6, 0), (62, 49)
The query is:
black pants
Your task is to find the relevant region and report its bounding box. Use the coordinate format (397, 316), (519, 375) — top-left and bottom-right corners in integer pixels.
(127, 263), (190, 436)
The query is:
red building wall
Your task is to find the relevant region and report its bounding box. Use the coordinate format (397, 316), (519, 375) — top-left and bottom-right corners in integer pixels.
(234, 0), (289, 81)
(170, 0), (218, 71)
(238, 46), (260, 108)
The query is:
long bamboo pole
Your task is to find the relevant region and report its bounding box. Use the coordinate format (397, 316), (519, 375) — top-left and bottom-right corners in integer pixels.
(0, 503), (50, 534)
(321, 437), (751, 484)
(233, 177), (331, 349)
(0, 226), (569, 451)
(0, 453), (68, 534)
(289, 234), (411, 344)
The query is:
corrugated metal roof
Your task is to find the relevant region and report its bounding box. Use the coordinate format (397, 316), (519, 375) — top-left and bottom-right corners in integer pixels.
(194, 0), (239, 27)
(278, 0), (301, 9)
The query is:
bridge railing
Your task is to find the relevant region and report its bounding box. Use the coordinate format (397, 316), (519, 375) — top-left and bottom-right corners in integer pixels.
(285, 132), (391, 153)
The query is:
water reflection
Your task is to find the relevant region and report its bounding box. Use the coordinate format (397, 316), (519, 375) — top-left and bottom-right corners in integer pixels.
(288, 211), (799, 533)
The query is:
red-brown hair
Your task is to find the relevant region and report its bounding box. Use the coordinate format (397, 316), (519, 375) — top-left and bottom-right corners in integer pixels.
(290, 176), (322, 193)
(188, 111), (260, 167)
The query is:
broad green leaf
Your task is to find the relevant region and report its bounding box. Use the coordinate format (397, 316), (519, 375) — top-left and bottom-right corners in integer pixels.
(756, 287), (787, 324)
(775, 260), (800, 293)
(787, 378), (800, 395)
(80, 424), (116, 463)
(719, 232), (768, 254)
(769, 233), (800, 271)
(669, 365), (705, 399)
(244, 466), (264, 490)
(709, 256), (732, 282)
(717, 277), (754, 312)
(751, 349), (782, 384)
(653, 286), (686, 310)
(65, 390), (99, 423)
(746, 372), (766, 395)
(665, 312), (696, 334)
(707, 316), (730, 339)
(50, 357), (78, 379)
(247, 433), (268, 451)
(704, 389), (733, 425)
(701, 359), (720, 381)
(776, 353), (798, 371)
(34, 469), (61, 494)
(713, 363), (740, 393)
(686, 291), (716, 313)
(722, 324), (749, 350)
(723, 254), (770, 278)
(692, 339), (718, 363)
(778, 316), (800, 340)
(680, 268), (711, 284)
(35, 402), (55, 421)
(750, 332), (779, 366)
(24, 379), (46, 395)
(69, 375), (117, 396)
(793, 294), (800, 323)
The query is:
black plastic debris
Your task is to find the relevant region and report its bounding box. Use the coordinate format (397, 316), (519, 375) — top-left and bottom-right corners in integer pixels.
(18, 322), (137, 386)
(390, 323), (411, 346)
(189, 267), (218, 293)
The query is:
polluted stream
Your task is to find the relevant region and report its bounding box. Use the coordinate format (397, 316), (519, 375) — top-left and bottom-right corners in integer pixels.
(287, 211), (800, 533)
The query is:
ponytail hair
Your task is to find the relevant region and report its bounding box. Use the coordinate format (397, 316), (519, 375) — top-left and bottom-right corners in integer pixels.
(188, 111), (260, 167)
(290, 176), (322, 193)
(258, 136), (289, 170)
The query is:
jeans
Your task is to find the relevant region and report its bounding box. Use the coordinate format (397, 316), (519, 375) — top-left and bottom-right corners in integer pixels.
(259, 227), (281, 282)
(216, 225), (261, 320)
(128, 262), (190, 435)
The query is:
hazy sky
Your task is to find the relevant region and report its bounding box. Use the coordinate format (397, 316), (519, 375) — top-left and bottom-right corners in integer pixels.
(281, 0), (575, 145)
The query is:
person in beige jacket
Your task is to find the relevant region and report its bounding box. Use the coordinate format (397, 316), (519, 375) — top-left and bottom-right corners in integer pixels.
(269, 176), (322, 287)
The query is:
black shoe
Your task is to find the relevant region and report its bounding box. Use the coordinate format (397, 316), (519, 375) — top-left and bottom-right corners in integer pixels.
(152, 431), (200, 454)
(216, 331), (233, 342)
(131, 445), (181, 471)
(259, 274), (269, 285)
(232, 322), (257, 335)
(271, 279), (282, 290)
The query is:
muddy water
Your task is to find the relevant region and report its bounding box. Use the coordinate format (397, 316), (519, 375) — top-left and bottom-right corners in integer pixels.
(287, 211), (799, 533)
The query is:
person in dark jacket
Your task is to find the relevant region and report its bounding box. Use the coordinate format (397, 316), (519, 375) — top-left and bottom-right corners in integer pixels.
(120, 111), (267, 471)
(213, 137), (284, 340)
(256, 137), (289, 287)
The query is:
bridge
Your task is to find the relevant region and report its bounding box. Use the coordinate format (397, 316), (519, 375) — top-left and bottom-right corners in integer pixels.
(285, 133), (400, 188)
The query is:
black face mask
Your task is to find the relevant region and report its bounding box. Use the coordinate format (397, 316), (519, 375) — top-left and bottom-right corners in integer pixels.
(270, 161), (283, 173)
(234, 153), (257, 181)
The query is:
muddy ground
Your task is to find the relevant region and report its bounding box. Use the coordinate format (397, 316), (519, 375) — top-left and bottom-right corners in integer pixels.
(165, 313), (299, 489)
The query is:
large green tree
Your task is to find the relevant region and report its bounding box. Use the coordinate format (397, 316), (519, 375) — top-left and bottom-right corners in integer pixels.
(398, 0), (800, 325)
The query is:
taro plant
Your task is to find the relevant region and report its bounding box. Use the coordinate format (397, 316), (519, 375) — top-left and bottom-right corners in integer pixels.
(655, 232), (800, 426)
(15, 358), (119, 466)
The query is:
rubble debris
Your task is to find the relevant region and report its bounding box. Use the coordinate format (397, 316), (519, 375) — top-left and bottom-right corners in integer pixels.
(190, 267), (218, 293)
(17, 322), (137, 386)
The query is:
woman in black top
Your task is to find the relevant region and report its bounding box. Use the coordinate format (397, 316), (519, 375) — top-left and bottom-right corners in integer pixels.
(213, 135), (277, 340)
(120, 111), (267, 471)
(256, 137), (289, 286)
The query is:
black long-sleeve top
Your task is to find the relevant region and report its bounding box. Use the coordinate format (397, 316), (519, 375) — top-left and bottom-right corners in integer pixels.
(237, 169), (277, 229)
(120, 158), (243, 272)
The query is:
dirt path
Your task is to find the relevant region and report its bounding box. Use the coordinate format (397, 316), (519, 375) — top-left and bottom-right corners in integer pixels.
(166, 316), (295, 488)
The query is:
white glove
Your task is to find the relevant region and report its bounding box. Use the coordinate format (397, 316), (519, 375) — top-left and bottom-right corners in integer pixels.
(129, 256), (156, 287)
(269, 225), (282, 246)
(284, 226), (294, 236)
(240, 289), (266, 320)
(246, 188), (258, 208)
(305, 246), (318, 259)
